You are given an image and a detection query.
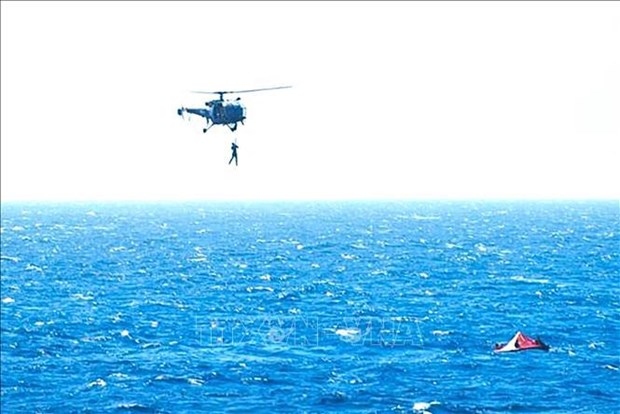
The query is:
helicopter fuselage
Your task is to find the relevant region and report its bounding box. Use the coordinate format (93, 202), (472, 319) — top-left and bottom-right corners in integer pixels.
(177, 100), (246, 132)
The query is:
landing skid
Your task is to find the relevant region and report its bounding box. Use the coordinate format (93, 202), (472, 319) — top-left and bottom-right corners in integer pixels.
(202, 122), (239, 133)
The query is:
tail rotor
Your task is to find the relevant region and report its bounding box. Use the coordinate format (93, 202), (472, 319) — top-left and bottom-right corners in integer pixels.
(177, 107), (190, 121)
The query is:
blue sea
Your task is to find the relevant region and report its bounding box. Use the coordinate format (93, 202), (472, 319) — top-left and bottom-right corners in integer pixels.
(1, 201), (618, 413)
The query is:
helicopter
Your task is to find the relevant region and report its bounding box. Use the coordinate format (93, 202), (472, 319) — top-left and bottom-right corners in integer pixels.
(177, 86), (292, 133)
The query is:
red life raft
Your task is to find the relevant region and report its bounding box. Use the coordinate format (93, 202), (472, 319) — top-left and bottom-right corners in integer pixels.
(494, 331), (550, 353)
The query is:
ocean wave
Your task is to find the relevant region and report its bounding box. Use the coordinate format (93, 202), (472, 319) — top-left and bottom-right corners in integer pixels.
(510, 275), (550, 284)
(413, 401), (441, 413)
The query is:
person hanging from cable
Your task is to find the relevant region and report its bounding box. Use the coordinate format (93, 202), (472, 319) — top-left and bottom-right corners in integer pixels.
(229, 141), (239, 166)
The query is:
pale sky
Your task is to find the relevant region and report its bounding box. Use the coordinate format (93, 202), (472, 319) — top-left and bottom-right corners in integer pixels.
(2, 1), (619, 202)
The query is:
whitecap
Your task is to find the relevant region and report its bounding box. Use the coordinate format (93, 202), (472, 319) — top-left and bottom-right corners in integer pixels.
(246, 286), (274, 293)
(335, 328), (360, 336)
(334, 328), (362, 343)
(188, 378), (205, 386)
(72, 293), (94, 301)
(87, 378), (107, 388)
(25, 264), (43, 272)
(141, 342), (161, 349)
(413, 400), (440, 413)
(412, 214), (440, 220)
(0, 256), (20, 262)
(391, 316), (410, 322)
(1, 297), (15, 304)
(251, 376), (268, 382)
(475, 243), (488, 252)
(511, 275), (550, 284)
(117, 403), (149, 410)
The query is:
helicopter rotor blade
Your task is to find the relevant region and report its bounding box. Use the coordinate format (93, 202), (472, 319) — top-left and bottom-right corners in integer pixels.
(191, 90), (232, 95)
(226, 86), (292, 94)
(191, 86), (292, 96)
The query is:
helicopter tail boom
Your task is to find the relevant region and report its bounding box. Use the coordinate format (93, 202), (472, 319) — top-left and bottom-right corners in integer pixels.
(177, 107), (210, 119)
